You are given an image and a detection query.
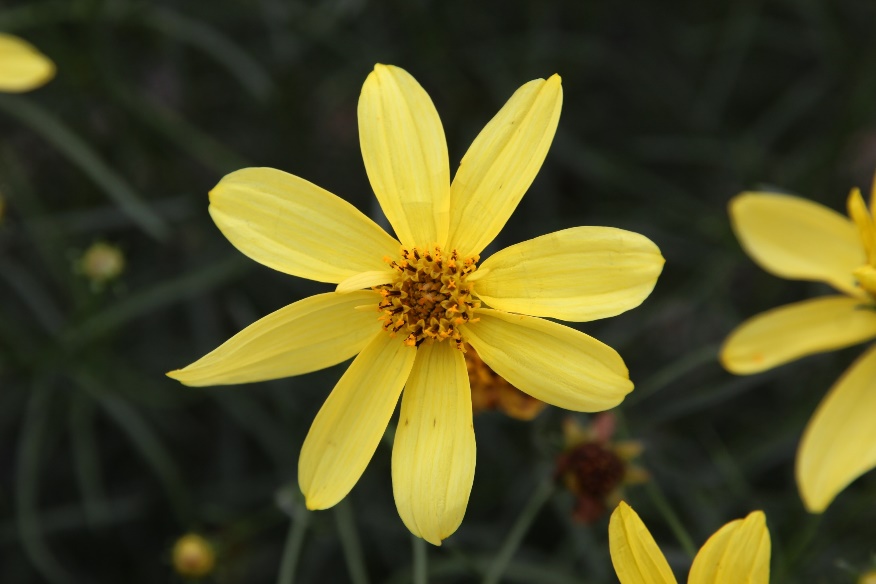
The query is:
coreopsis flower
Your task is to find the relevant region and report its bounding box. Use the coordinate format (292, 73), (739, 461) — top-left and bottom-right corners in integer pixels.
(171, 533), (215, 578)
(78, 241), (125, 289)
(168, 64), (664, 545)
(0, 33), (55, 93)
(721, 179), (876, 512)
(609, 501), (770, 583)
(860, 570), (876, 584)
(555, 414), (647, 523)
(466, 345), (547, 420)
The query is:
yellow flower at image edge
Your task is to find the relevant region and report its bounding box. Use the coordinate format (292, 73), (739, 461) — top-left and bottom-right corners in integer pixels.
(0, 33), (55, 93)
(721, 179), (876, 512)
(609, 501), (770, 584)
(168, 64), (664, 545)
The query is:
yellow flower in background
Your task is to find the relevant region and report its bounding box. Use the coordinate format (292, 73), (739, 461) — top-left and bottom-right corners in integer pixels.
(609, 501), (771, 584)
(721, 179), (876, 513)
(0, 33), (55, 93)
(168, 64), (664, 545)
(171, 533), (215, 578)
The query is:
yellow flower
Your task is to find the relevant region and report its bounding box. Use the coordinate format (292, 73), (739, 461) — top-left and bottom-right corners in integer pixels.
(721, 180), (876, 512)
(168, 64), (664, 545)
(78, 241), (125, 287)
(0, 33), (55, 93)
(171, 533), (215, 578)
(609, 501), (771, 584)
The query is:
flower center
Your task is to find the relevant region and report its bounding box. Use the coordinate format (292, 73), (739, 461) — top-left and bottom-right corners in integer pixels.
(375, 246), (480, 349)
(555, 443), (626, 500)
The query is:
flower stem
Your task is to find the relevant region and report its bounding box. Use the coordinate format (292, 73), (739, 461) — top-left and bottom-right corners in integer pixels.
(645, 481), (696, 558)
(276, 505), (310, 584)
(482, 478), (555, 584)
(335, 499), (370, 584)
(413, 534), (428, 584)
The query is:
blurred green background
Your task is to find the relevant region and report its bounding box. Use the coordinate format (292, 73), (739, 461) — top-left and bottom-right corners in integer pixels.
(2, 0), (876, 582)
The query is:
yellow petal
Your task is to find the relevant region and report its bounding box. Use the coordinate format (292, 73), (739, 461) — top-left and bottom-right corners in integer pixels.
(608, 501), (678, 584)
(358, 64), (450, 248)
(797, 343), (876, 512)
(729, 193), (865, 296)
(847, 187), (876, 265)
(472, 227), (664, 321)
(447, 75), (562, 257)
(688, 511), (770, 584)
(209, 167), (400, 283)
(336, 269), (396, 293)
(720, 296), (876, 375)
(392, 342), (475, 546)
(167, 291), (381, 386)
(299, 332), (417, 509)
(0, 34), (55, 93)
(461, 309), (632, 411)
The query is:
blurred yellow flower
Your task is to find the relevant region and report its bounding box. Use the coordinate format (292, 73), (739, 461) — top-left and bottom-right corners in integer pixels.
(0, 33), (55, 93)
(721, 179), (876, 512)
(168, 64), (664, 545)
(609, 501), (770, 584)
(171, 533), (215, 578)
(861, 570), (876, 584)
(78, 241), (125, 287)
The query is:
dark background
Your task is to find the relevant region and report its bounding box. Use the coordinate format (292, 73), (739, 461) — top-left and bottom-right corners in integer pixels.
(1, 0), (875, 582)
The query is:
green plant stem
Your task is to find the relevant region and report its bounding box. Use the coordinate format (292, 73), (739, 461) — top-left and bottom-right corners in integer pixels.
(413, 534), (428, 584)
(482, 479), (555, 584)
(645, 481), (697, 558)
(277, 508), (311, 584)
(335, 499), (370, 584)
(16, 381), (73, 584)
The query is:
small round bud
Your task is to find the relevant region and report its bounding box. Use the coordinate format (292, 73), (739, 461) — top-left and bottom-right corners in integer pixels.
(78, 242), (124, 286)
(172, 533), (215, 578)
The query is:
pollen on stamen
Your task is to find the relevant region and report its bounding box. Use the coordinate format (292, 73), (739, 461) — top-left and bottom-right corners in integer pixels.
(374, 245), (480, 350)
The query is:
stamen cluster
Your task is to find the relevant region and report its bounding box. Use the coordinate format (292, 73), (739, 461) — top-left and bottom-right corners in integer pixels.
(376, 246), (480, 350)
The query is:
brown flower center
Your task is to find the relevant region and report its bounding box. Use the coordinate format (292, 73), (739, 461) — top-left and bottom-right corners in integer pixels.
(375, 246), (480, 350)
(556, 443), (625, 499)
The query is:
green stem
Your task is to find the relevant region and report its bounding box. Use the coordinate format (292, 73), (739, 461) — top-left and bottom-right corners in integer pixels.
(482, 479), (555, 584)
(645, 481), (697, 558)
(276, 507), (310, 584)
(16, 381), (73, 584)
(413, 535), (428, 584)
(335, 499), (370, 584)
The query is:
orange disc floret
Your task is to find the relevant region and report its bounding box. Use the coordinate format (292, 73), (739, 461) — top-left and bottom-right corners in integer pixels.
(375, 246), (480, 350)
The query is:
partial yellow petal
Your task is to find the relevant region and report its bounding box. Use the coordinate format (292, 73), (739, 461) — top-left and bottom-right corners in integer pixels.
(447, 75), (562, 257)
(608, 501), (677, 584)
(729, 193), (865, 296)
(167, 291), (381, 386)
(392, 342), (475, 546)
(299, 332), (416, 509)
(848, 187), (876, 265)
(0, 34), (55, 93)
(336, 270), (396, 293)
(797, 344), (876, 512)
(461, 309), (632, 412)
(688, 511), (770, 584)
(720, 296), (876, 374)
(209, 167), (400, 283)
(472, 227), (664, 321)
(358, 64), (450, 248)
